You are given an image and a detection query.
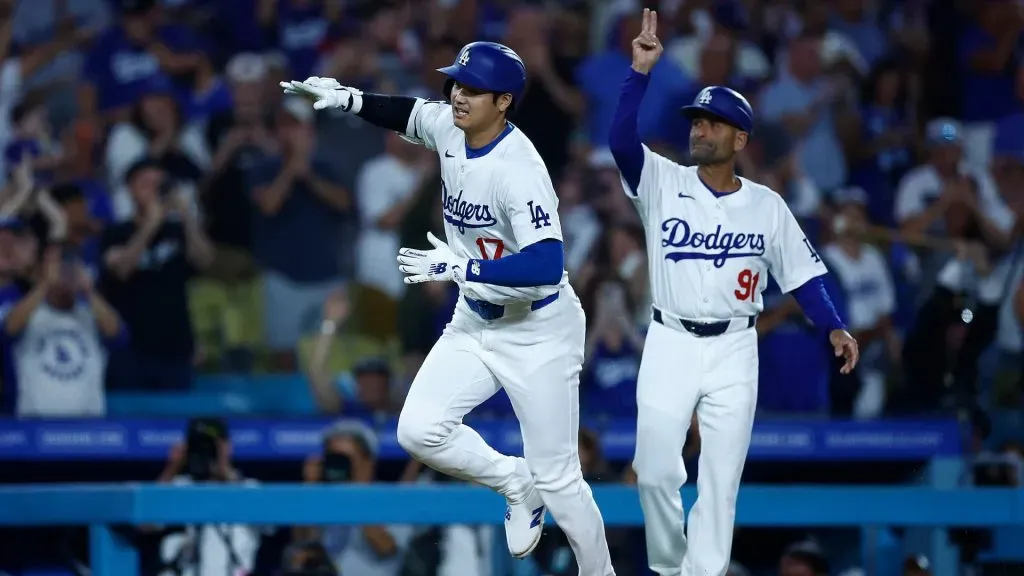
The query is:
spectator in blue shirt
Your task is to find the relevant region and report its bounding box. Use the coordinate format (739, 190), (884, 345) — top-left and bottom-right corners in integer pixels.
(760, 34), (849, 193)
(0, 215), (28, 415)
(582, 280), (642, 418)
(957, 1), (1023, 168)
(258, 0), (338, 80)
(80, 0), (205, 126)
(576, 12), (691, 149)
(845, 58), (916, 226)
(249, 97), (350, 371)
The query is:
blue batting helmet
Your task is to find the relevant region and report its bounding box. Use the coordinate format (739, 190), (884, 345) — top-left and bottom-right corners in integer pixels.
(437, 42), (527, 106)
(680, 86), (754, 133)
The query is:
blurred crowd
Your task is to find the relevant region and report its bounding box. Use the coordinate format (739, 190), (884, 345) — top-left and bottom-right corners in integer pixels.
(2, 0), (1024, 574)
(6, 0), (1024, 421)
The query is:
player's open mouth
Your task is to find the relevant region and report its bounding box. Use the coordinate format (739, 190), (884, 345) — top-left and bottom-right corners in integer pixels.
(454, 107), (469, 119)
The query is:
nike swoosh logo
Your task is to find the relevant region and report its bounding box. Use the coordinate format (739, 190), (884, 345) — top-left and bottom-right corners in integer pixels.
(678, 193), (695, 199)
(445, 151), (455, 158)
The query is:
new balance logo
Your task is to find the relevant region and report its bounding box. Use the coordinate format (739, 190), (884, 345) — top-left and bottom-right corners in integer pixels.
(527, 201), (551, 230)
(530, 506), (544, 528)
(505, 506), (512, 521)
(428, 263), (448, 275)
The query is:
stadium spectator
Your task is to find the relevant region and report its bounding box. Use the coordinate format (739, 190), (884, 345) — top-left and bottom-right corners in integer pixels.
(582, 280), (642, 418)
(300, 421), (413, 576)
(841, 57), (916, 227)
(664, 1), (770, 90)
(307, 288), (401, 420)
(957, 0), (1024, 171)
(779, 539), (831, 576)
(354, 132), (434, 342)
(249, 96), (349, 372)
(100, 158), (214, 390)
(190, 52), (275, 371)
(576, 9), (690, 150)
(156, 418), (261, 576)
(44, 182), (109, 280)
(79, 0), (204, 127)
(4, 97), (63, 186)
(0, 0), (94, 180)
(104, 75), (209, 221)
(3, 243), (124, 417)
(821, 186), (899, 418)
(501, 4), (585, 182)
(760, 33), (849, 194)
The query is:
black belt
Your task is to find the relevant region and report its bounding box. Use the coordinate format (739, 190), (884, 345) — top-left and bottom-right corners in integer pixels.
(464, 292), (559, 321)
(652, 307), (756, 337)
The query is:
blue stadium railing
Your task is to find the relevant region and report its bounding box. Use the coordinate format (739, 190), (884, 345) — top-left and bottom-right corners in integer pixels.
(3, 417), (1020, 576)
(0, 484), (1020, 576)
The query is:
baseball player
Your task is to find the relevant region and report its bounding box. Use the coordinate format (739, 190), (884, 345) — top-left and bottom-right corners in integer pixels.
(281, 42), (615, 574)
(608, 10), (859, 576)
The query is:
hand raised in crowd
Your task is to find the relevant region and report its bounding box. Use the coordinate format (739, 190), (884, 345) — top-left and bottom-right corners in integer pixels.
(322, 289), (350, 324)
(165, 188), (192, 217)
(76, 263), (94, 295)
(41, 247), (62, 286)
(144, 200), (165, 230)
(631, 8), (663, 75)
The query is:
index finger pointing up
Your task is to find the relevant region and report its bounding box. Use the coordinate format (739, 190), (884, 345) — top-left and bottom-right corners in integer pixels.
(649, 9), (658, 37)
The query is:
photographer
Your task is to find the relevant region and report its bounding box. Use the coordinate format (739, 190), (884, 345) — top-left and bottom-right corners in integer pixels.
(156, 417), (260, 576)
(297, 421), (413, 576)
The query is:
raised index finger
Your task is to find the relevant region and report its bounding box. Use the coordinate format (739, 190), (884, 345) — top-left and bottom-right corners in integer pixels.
(650, 10), (658, 37)
(641, 8), (650, 35)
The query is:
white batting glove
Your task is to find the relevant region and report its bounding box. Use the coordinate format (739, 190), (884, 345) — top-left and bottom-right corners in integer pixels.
(279, 76), (362, 112)
(397, 232), (470, 285)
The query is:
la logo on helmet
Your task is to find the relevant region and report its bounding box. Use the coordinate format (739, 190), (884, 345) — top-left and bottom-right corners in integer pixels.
(698, 89), (713, 105)
(459, 49), (471, 66)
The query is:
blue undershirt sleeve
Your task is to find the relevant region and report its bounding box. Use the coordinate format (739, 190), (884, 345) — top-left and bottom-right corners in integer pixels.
(791, 276), (847, 334)
(465, 239), (564, 287)
(608, 69), (650, 195)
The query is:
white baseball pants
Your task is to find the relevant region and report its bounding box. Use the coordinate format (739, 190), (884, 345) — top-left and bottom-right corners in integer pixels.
(397, 286), (614, 576)
(633, 320), (758, 576)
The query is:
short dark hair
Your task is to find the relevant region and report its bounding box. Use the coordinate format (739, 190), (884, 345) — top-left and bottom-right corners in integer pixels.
(10, 99), (44, 126)
(124, 157), (164, 184)
(50, 183), (86, 206)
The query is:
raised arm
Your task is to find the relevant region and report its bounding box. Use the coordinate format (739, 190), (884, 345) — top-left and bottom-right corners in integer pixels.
(280, 77), (451, 151)
(610, 8), (662, 193)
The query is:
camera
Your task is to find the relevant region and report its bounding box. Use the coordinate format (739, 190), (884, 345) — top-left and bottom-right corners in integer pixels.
(184, 417), (227, 481)
(320, 451), (353, 483)
(158, 177), (178, 198)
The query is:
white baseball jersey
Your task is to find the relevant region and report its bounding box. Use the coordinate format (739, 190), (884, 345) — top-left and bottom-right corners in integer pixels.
(625, 145), (827, 321)
(403, 99), (567, 304)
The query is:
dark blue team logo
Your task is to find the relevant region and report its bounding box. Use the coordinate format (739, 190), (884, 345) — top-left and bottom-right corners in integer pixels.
(442, 181), (497, 234)
(35, 329), (91, 382)
(661, 218), (766, 267)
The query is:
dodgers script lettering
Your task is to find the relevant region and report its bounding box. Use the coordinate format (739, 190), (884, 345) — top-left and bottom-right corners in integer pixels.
(660, 218), (766, 268)
(442, 181), (498, 234)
